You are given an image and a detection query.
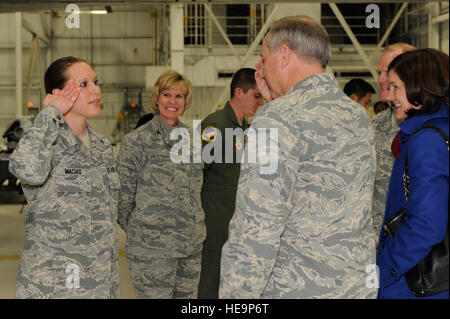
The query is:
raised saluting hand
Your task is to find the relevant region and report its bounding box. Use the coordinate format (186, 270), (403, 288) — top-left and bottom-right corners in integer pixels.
(43, 79), (81, 115)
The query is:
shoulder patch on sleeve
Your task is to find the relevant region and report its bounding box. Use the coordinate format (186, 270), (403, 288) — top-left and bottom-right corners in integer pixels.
(201, 126), (218, 143)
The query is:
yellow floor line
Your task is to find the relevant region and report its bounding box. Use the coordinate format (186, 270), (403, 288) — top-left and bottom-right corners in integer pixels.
(0, 252), (126, 261)
(0, 254), (21, 261)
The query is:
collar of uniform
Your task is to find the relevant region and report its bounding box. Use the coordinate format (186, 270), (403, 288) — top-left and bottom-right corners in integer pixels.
(86, 122), (111, 154)
(389, 106), (400, 128)
(224, 102), (247, 129)
(57, 120), (109, 156)
(86, 122), (103, 144)
(153, 114), (188, 146)
(287, 72), (337, 97)
(57, 121), (79, 150)
(399, 104), (449, 135)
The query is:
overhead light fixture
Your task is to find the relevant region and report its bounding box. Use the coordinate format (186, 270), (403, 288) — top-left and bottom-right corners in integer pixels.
(86, 10), (108, 15)
(60, 5), (111, 17)
(77, 6), (112, 15)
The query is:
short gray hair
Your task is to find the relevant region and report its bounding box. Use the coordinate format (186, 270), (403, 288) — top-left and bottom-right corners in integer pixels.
(266, 15), (330, 68)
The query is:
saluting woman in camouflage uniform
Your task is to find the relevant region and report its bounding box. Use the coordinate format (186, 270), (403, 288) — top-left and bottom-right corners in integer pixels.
(9, 57), (120, 298)
(117, 70), (205, 298)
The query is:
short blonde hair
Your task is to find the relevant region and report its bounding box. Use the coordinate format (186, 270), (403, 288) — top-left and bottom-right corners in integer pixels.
(150, 70), (192, 114)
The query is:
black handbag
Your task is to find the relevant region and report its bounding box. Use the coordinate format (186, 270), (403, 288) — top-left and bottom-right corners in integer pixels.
(382, 124), (449, 297)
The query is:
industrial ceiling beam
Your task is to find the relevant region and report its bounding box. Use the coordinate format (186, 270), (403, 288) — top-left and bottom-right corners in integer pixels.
(328, 3), (378, 80)
(22, 16), (50, 45)
(428, 2), (440, 49)
(170, 3), (184, 74)
(15, 12), (23, 118)
(209, 4), (280, 113)
(368, 2), (408, 64)
(432, 12), (449, 24)
(203, 3), (242, 63)
(24, 35), (37, 116)
(0, 1), (448, 13)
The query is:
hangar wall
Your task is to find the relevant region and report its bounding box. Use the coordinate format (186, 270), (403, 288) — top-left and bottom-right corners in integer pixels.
(0, 2), (448, 147)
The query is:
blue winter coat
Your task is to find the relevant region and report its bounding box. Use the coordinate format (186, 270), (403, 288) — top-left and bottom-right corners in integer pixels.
(377, 105), (449, 299)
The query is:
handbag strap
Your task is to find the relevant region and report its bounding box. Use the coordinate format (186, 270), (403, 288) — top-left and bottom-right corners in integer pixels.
(403, 124), (449, 202)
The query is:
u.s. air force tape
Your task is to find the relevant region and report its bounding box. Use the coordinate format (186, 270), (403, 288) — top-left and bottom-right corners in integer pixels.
(201, 126), (218, 142)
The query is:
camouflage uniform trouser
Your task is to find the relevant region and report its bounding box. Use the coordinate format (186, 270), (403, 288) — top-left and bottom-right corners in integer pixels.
(128, 251), (201, 299)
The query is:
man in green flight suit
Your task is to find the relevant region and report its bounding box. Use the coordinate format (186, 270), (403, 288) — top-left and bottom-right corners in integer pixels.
(198, 68), (264, 298)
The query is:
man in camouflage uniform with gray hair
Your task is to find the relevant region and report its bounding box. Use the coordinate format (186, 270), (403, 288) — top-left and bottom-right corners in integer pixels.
(219, 15), (377, 299)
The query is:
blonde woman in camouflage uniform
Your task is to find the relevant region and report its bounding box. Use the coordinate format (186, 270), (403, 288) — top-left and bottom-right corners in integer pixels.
(9, 57), (120, 298)
(117, 70), (205, 298)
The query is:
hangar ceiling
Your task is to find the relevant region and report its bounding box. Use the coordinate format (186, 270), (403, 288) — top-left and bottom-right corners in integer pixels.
(0, 0), (446, 13)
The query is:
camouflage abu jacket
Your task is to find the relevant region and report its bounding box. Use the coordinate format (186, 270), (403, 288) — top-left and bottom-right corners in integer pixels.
(117, 115), (205, 258)
(9, 105), (120, 299)
(371, 107), (399, 240)
(219, 73), (377, 299)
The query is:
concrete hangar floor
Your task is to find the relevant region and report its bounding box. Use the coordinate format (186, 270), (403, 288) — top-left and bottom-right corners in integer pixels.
(0, 192), (136, 298)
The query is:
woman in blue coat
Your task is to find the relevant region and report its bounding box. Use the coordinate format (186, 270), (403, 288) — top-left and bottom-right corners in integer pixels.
(376, 48), (449, 299)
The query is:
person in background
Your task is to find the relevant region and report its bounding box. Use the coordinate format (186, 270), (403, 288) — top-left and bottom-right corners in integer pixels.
(373, 101), (389, 115)
(219, 15), (376, 299)
(117, 70), (205, 299)
(371, 43), (416, 245)
(343, 78), (376, 111)
(9, 56), (120, 298)
(198, 68), (264, 299)
(377, 48), (448, 299)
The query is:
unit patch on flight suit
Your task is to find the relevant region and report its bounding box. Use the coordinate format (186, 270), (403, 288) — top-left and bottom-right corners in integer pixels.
(201, 126), (218, 143)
